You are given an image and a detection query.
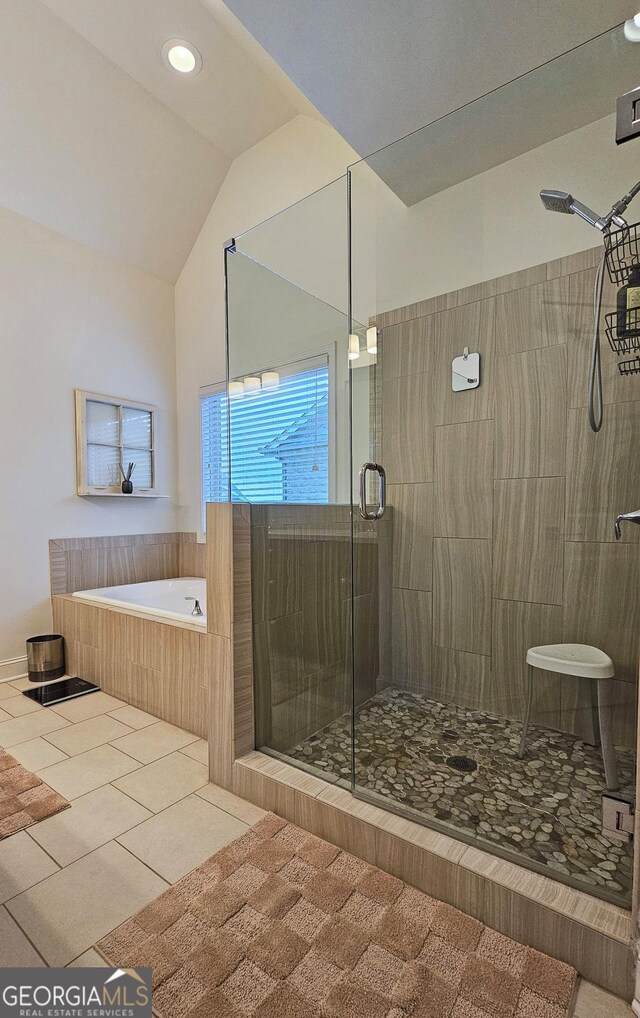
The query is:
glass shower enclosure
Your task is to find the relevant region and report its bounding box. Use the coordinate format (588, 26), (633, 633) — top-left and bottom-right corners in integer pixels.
(225, 23), (640, 909)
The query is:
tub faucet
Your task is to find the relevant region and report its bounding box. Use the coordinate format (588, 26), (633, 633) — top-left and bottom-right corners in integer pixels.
(615, 510), (640, 540)
(185, 596), (203, 617)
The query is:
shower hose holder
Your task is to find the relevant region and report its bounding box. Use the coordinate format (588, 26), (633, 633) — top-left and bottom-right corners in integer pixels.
(451, 347), (480, 391)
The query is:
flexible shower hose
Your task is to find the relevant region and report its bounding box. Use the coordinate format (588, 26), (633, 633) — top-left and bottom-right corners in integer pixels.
(588, 249), (606, 433)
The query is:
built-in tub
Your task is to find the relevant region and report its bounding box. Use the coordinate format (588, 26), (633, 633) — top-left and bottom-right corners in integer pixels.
(72, 577), (207, 627)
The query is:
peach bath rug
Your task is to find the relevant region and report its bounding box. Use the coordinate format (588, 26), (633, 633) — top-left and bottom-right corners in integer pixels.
(0, 746), (69, 838)
(97, 813), (576, 1018)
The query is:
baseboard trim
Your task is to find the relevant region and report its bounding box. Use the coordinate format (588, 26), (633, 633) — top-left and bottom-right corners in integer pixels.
(0, 657), (28, 682)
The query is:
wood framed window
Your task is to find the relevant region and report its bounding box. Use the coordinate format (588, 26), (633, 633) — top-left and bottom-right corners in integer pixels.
(75, 389), (160, 497)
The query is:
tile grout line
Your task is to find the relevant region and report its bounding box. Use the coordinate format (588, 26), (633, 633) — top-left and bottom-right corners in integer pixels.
(35, 725), (198, 776)
(111, 840), (172, 891)
(4, 838), (169, 970)
(110, 785), (222, 851)
(23, 827), (64, 871)
(17, 739), (214, 893)
(192, 786), (266, 826)
(1, 904), (49, 967)
(3, 722), (201, 966)
(24, 780), (162, 868)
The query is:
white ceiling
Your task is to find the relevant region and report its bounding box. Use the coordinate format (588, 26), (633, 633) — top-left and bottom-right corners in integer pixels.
(222, 0), (639, 158)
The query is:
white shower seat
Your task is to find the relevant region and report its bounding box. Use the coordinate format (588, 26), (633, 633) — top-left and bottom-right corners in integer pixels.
(518, 643), (619, 791)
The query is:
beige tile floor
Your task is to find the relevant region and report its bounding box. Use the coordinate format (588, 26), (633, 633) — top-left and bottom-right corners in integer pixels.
(0, 676), (633, 1015)
(0, 677), (264, 968)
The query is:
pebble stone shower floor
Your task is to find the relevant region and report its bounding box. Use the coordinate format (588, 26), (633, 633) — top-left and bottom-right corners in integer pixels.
(287, 688), (634, 906)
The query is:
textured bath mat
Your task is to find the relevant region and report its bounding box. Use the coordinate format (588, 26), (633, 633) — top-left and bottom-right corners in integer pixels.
(0, 747), (69, 838)
(96, 813), (576, 1018)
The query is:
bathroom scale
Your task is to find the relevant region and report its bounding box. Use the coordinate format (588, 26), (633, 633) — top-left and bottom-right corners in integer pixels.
(22, 676), (100, 706)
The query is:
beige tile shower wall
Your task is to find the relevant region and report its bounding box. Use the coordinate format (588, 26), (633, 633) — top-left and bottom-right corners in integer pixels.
(51, 594), (209, 738)
(251, 504), (388, 753)
(49, 533), (201, 594)
(378, 246), (640, 747)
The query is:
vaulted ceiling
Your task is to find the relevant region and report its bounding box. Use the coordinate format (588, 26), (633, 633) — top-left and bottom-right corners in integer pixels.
(0, 0), (314, 281)
(5, 0), (638, 279)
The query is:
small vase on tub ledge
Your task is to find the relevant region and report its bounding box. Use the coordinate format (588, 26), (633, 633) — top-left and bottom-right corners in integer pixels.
(120, 461), (135, 494)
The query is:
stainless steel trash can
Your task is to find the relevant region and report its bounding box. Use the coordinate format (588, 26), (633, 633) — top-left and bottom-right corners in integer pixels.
(26, 634), (65, 682)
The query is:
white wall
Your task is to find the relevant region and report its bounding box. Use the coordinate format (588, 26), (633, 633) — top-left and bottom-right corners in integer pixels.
(175, 114), (358, 532)
(0, 205), (178, 667)
(0, 0), (227, 283)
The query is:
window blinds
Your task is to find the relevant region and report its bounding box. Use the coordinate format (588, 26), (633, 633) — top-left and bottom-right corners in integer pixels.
(201, 359), (329, 506)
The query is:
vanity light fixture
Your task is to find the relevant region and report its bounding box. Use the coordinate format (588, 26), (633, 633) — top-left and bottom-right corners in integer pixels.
(348, 334), (360, 361)
(366, 326), (378, 355)
(228, 381), (244, 398)
(624, 14), (640, 41)
(261, 371), (280, 389)
(243, 376), (261, 393)
(162, 39), (203, 75)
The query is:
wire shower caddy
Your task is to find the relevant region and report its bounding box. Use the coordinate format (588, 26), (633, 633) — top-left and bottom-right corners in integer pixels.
(603, 221), (640, 375)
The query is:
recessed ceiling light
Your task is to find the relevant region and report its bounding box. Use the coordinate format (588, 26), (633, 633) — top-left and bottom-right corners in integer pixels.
(162, 39), (202, 75)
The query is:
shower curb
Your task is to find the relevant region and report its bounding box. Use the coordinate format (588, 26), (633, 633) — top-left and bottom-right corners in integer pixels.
(232, 749), (634, 1000)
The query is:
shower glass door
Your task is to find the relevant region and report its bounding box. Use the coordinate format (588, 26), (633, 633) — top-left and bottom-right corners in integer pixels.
(347, 23), (640, 908)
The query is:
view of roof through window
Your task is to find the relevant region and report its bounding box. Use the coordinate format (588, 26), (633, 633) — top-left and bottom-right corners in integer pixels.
(201, 358), (329, 506)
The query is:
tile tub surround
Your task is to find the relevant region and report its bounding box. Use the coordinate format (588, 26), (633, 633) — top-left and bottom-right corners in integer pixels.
(376, 245), (640, 749)
(51, 595), (212, 738)
(97, 812), (577, 1018)
(49, 531), (205, 596)
(285, 688), (634, 907)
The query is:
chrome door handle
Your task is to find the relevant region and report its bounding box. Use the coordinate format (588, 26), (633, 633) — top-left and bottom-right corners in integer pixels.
(358, 462), (386, 520)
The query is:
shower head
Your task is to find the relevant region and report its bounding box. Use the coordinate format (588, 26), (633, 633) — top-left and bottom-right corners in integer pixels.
(540, 187), (638, 232)
(539, 189), (612, 230)
(540, 189), (577, 215)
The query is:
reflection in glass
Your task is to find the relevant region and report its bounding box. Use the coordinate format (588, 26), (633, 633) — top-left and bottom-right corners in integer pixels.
(122, 407), (152, 449)
(87, 443), (120, 487)
(123, 448), (152, 489)
(86, 400), (119, 445)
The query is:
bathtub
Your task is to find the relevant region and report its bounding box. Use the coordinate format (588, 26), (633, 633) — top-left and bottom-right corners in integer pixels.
(72, 577), (207, 627)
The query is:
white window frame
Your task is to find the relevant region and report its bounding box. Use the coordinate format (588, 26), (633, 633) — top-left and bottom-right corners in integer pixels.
(75, 388), (159, 497)
(199, 379), (229, 514)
